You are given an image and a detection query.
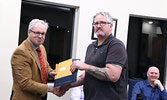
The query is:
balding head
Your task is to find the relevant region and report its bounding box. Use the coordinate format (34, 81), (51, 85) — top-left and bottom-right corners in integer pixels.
(147, 66), (160, 83)
(147, 66), (159, 74)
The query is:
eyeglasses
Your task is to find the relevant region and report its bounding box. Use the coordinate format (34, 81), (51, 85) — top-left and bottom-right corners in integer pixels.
(92, 21), (111, 27)
(30, 30), (46, 36)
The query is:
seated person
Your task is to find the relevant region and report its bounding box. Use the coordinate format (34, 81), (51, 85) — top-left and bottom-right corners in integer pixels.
(70, 85), (84, 100)
(131, 66), (167, 100)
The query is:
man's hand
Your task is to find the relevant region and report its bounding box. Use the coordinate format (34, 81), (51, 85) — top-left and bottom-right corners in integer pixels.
(53, 87), (65, 97)
(48, 85), (56, 93)
(59, 84), (71, 92)
(70, 60), (89, 72)
(154, 80), (164, 91)
(48, 86), (65, 97)
(53, 85), (71, 97)
(49, 70), (57, 78)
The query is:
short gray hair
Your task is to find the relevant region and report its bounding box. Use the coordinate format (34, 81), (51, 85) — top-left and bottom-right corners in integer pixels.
(28, 19), (49, 32)
(93, 11), (113, 25)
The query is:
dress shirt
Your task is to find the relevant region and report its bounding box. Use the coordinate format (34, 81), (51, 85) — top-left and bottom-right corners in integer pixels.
(131, 80), (167, 100)
(70, 85), (84, 100)
(28, 38), (38, 55)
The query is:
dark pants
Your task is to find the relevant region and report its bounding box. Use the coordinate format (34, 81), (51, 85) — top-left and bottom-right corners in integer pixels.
(41, 94), (47, 100)
(10, 91), (47, 100)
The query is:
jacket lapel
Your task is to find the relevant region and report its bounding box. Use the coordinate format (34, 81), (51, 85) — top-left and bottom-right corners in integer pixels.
(24, 39), (41, 71)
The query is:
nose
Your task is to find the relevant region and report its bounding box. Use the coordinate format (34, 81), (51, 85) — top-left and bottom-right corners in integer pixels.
(38, 33), (43, 37)
(96, 23), (101, 27)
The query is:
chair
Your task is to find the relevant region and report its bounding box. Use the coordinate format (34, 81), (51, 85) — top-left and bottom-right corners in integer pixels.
(128, 79), (142, 100)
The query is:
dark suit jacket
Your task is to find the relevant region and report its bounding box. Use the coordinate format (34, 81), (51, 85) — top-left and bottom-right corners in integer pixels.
(11, 39), (53, 100)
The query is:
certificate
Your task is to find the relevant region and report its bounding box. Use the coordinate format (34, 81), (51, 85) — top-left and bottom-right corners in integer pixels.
(54, 59), (79, 87)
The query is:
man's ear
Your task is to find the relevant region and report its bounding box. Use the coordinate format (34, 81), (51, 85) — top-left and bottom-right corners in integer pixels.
(147, 71), (149, 77)
(110, 24), (113, 28)
(28, 30), (31, 36)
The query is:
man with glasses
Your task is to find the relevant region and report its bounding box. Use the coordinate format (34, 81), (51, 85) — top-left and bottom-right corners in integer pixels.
(10, 19), (59, 100)
(58, 11), (128, 100)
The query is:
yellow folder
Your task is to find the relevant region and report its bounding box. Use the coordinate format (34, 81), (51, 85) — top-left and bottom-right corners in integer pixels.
(55, 59), (72, 79)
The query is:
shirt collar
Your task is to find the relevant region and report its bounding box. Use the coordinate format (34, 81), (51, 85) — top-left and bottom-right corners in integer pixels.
(145, 80), (151, 86)
(28, 38), (38, 51)
(145, 80), (158, 88)
(93, 34), (114, 47)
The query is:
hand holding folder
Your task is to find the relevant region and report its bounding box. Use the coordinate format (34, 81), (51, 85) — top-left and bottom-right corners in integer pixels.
(54, 59), (79, 87)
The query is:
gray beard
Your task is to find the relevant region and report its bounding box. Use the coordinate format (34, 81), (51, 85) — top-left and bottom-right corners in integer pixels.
(95, 32), (105, 37)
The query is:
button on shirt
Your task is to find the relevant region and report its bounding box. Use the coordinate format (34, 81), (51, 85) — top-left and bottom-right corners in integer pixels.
(131, 80), (167, 100)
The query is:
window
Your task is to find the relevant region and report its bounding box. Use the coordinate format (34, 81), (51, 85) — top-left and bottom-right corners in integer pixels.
(19, 0), (77, 82)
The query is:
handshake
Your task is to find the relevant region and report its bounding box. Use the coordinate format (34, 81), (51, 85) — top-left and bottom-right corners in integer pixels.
(48, 84), (71, 97)
(47, 59), (85, 97)
(48, 70), (72, 97)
